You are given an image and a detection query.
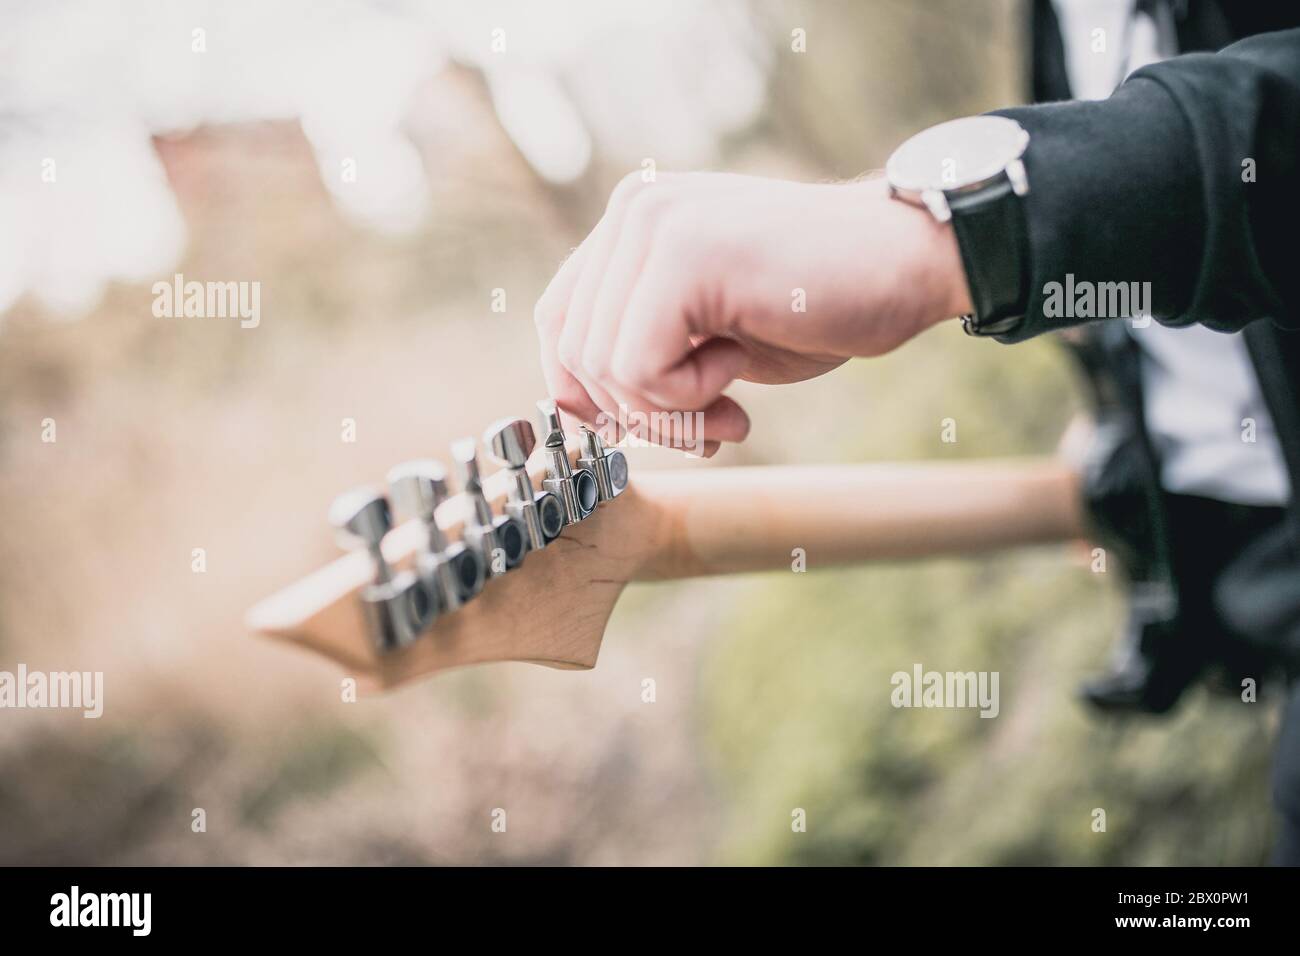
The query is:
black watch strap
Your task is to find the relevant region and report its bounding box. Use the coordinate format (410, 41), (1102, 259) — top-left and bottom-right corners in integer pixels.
(946, 174), (1029, 336)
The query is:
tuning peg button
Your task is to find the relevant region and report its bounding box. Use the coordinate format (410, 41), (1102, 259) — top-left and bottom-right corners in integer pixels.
(452, 437), (528, 576)
(387, 460), (485, 613)
(329, 487), (395, 577)
(535, 399), (599, 525)
(577, 425), (629, 502)
(484, 417), (564, 550)
(328, 486), (435, 652)
(487, 417), (533, 467)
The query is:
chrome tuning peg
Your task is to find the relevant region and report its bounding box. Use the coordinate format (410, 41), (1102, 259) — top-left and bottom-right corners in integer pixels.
(328, 486), (435, 652)
(452, 437), (528, 577)
(387, 459), (485, 613)
(535, 399), (599, 525)
(484, 417), (566, 551)
(577, 424), (629, 502)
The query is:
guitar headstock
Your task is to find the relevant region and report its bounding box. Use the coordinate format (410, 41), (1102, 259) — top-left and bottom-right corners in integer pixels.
(246, 401), (660, 690)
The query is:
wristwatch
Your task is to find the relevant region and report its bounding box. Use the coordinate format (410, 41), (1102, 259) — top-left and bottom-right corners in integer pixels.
(885, 115), (1031, 337)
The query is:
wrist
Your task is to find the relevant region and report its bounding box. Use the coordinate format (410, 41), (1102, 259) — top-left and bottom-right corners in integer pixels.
(884, 115), (1032, 338)
(864, 177), (973, 331)
(929, 217), (975, 325)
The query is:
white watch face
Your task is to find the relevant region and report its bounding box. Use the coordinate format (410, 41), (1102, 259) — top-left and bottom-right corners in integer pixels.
(886, 116), (1029, 194)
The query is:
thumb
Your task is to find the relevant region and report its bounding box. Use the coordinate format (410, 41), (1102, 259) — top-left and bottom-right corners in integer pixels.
(641, 336), (749, 412)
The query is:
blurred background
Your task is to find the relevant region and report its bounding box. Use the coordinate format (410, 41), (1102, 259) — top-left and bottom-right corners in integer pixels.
(0, 0), (1275, 865)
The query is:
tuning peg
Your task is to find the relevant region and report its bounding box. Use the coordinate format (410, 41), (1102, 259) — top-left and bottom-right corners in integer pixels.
(577, 425), (629, 502)
(535, 399), (599, 525)
(386, 460), (485, 613)
(452, 437), (528, 577)
(328, 486), (434, 651)
(484, 417), (565, 550)
(329, 487), (396, 580)
(487, 416), (534, 466)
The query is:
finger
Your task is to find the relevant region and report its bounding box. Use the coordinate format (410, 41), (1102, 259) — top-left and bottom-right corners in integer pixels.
(596, 336), (752, 451)
(649, 337), (751, 412)
(557, 174), (657, 414)
(534, 243), (603, 423)
(584, 176), (745, 415)
(608, 248), (748, 412)
(539, 333), (603, 425)
(580, 201), (661, 415)
(609, 392), (751, 451)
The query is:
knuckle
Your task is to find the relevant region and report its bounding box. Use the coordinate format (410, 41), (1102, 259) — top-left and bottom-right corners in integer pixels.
(624, 188), (670, 228)
(608, 171), (647, 213)
(581, 345), (610, 380)
(609, 350), (648, 392)
(533, 295), (559, 332)
(557, 334), (585, 373)
(656, 208), (699, 250)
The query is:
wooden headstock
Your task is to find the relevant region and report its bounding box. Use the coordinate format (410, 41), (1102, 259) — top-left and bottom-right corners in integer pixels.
(246, 447), (663, 689)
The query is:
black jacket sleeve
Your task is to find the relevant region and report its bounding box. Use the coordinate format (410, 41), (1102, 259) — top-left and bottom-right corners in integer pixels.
(989, 28), (1300, 343)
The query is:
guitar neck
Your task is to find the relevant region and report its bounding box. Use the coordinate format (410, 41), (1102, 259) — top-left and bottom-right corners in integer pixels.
(632, 459), (1084, 580)
(248, 455), (1085, 686)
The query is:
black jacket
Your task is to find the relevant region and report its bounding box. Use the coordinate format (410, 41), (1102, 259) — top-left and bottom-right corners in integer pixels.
(997, 9), (1300, 344)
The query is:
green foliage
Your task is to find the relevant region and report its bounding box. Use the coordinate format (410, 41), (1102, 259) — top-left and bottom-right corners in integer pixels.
(701, 548), (1275, 865)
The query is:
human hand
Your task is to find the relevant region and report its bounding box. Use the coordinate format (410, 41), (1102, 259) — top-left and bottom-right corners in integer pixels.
(534, 171), (971, 454)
